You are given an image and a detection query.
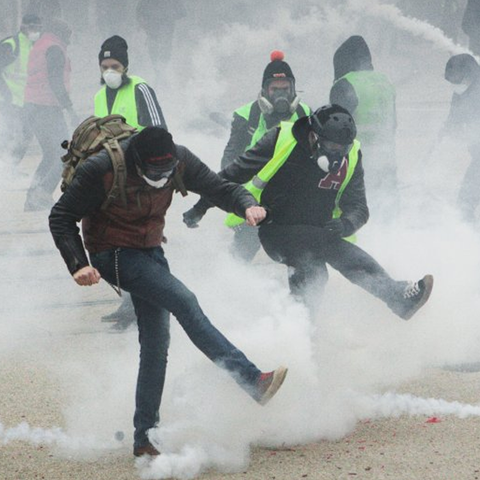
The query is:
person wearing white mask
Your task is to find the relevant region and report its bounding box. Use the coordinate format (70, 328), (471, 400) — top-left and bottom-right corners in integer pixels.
(443, 54), (480, 222)
(95, 35), (167, 331)
(0, 14), (42, 174)
(49, 126), (287, 458)
(95, 35), (167, 132)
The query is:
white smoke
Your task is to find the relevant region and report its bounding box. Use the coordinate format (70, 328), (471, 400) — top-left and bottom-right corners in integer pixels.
(2, 1), (480, 479)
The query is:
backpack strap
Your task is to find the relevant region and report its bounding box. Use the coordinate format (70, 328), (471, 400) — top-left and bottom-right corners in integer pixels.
(171, 162), (188, 197)
(101, 138), (127, 210)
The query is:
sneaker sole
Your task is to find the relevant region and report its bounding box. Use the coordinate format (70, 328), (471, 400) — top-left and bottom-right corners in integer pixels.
(259, 366), (288, 406)
(403, 274), (434, 320)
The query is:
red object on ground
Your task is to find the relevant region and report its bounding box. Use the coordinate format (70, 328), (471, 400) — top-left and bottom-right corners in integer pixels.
(426, 417), (441, 423)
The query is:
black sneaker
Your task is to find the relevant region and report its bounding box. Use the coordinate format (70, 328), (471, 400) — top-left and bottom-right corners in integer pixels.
(252, 366), (288, 405)
(395, 275), (434, 320)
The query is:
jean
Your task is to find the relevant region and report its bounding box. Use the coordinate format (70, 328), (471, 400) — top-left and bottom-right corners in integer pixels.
(90, 246), (261, 447)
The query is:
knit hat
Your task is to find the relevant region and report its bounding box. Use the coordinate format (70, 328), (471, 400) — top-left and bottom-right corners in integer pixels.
(130, 127), (177, 172)
(262, 50), (295, 88)
(98, 35), (129, 68)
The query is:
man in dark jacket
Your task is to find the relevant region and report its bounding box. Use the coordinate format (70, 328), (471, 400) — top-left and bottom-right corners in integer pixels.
(330, 35), (397, 221)
(185, 105), (433, 319)
(186, 51), (310, 263)
(49, 126), (288, 458)
(444, 53), (480, 221)
(24, 18), (77, 212)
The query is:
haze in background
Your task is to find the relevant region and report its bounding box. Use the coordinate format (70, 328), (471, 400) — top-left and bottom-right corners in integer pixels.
(1, 1), (480, 479)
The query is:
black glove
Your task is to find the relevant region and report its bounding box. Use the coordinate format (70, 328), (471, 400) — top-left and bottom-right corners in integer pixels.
(183, 206), (206, 228)
(324, 218), (346, 238)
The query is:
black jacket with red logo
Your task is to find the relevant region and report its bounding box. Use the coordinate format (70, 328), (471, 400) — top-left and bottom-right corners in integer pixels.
(49, 136), (258, 275)
(219, 117), (369, 236)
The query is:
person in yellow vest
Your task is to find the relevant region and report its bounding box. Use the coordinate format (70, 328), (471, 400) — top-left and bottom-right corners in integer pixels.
(0, 14), (41, 173)
(95, 35), (167, 131)
(330, 35), (397, 222)
(185, 104), (433, 319)
(184, 50), (310, 262)
(96, 35), (167, 330)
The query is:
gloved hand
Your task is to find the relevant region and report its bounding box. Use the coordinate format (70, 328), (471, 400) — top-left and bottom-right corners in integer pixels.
(183, 206), (206, 228)
(324, 218), (346, 238)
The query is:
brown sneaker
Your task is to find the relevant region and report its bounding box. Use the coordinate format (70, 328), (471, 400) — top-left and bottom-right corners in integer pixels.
(254, 366), (288, 406)
(133, 442), (160, 457)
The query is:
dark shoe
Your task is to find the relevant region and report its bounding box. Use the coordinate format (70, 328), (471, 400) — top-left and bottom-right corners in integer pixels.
(133, 441), (160, 457)
(394, 275), (434, 320)
(252, 366), (288, 406)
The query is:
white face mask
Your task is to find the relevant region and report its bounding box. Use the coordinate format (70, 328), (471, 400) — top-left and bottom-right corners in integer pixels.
(27, 31), (40, 42)
(142, 175), (170, 189)
(103, 69), (123, 89)
(453, 83), (469, 95)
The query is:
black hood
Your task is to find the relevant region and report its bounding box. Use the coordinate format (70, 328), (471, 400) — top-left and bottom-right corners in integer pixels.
(445, 54), (480, 84)
(333, 35), (373, 81)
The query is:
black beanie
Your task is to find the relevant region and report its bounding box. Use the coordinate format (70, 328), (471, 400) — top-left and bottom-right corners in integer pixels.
(262, 50), (295, 88)
(130, 127), (177, 171)
(98, 35), (129, 68)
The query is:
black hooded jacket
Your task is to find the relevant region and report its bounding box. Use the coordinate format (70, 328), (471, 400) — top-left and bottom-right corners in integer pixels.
(218, 117), (369, 235)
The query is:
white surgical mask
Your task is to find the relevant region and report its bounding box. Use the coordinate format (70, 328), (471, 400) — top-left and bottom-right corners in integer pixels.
(142, 175), (170, 189)
(103, 69), (123, 89)
(27, 31), (40, 42)
(453, 83), (469, 95)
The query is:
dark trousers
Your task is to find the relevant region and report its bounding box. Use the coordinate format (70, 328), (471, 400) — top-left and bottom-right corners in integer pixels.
(90, 246), (261, 448)
(259, 223), (404, 307)
(25, 103), (68, 195)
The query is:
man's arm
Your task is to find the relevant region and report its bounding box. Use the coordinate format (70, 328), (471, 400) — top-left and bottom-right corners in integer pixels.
(0, 41), (16, 103)
(338, 152), (369, 235)
(220, 112), (250, 169)
(135, 82), (168, 129)
(49, 153), (110, 275)
(330, 79), (358, 114)
(46, 45), (73, 110)
(179, 145), (260, 219)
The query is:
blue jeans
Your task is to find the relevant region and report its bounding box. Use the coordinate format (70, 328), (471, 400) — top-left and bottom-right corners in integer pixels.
(90, 247), (261, 448)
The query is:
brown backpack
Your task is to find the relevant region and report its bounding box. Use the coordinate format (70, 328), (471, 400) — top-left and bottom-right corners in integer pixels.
(61, 115), (137, 209)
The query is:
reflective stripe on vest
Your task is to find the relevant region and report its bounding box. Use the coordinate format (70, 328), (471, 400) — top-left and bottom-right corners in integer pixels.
(235, 101), (311, 150)
(333, 139), (361, 243)
(337, 71), (395, 144)
(225, 121), (297, 228)
(2, 33), (32, 106)
(94, 75), (146, 130)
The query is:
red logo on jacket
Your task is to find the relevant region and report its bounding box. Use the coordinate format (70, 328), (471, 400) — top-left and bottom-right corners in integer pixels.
(318, 158), (348, 190)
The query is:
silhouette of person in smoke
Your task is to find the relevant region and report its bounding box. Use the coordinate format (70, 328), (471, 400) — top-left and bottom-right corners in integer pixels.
(443, 53), (480, 222)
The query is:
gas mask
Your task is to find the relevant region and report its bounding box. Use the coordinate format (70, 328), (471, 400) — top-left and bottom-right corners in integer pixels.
(103, 69), (123, 89)
(258, 84), (300, 116)
(312, 136), (351, 174)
